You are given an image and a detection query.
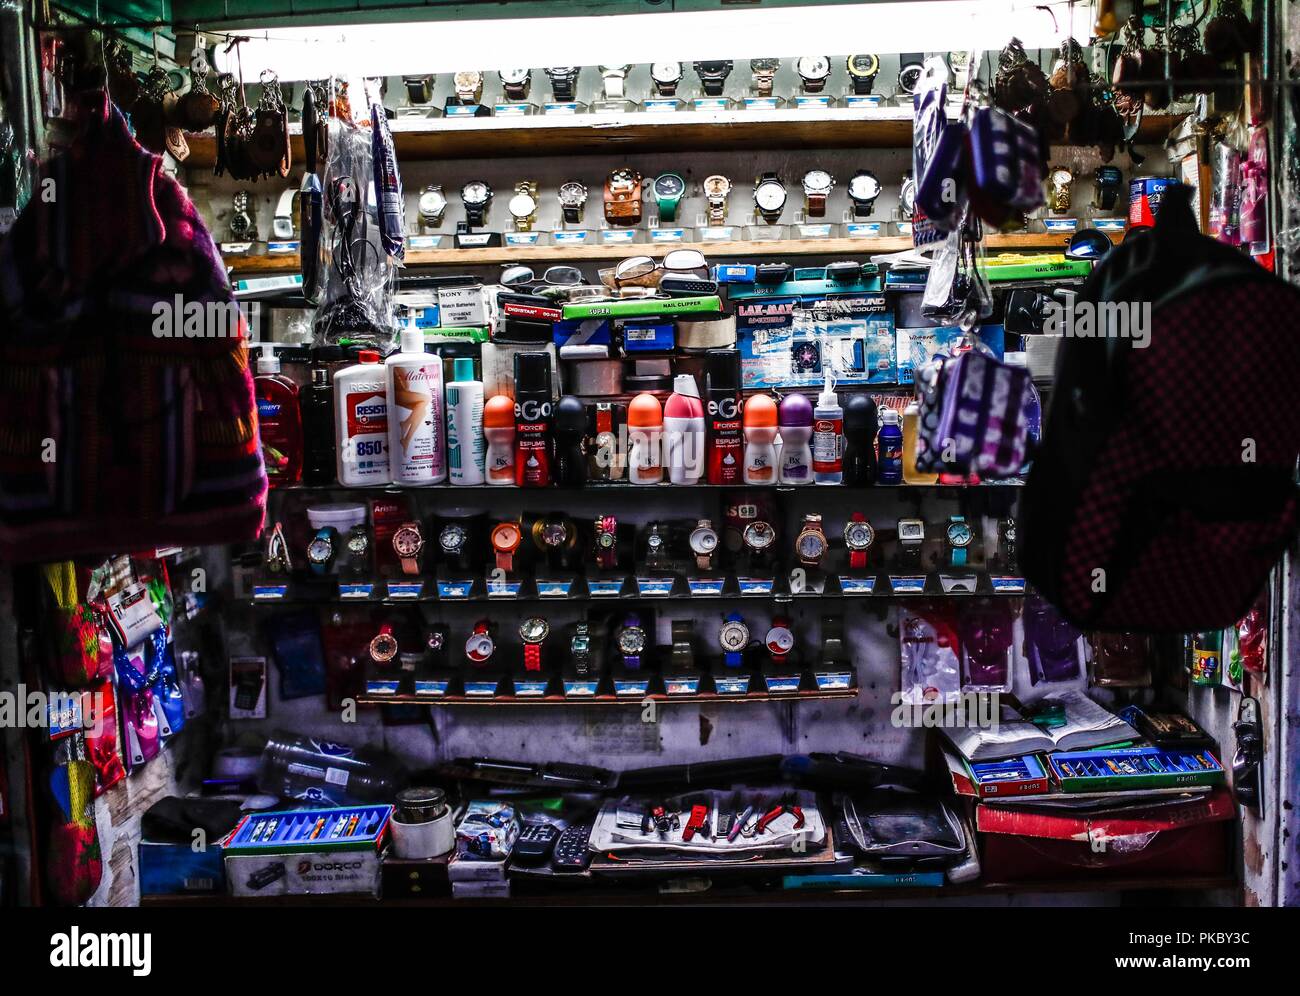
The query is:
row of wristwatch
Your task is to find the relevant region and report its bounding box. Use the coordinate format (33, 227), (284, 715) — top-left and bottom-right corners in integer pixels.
(420, 168), (890, 230)
(287, 512), (1010, 579)
(405, 56), (896, 107)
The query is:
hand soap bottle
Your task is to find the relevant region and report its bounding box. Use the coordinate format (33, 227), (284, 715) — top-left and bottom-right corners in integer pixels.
(254, 344), (303, 487)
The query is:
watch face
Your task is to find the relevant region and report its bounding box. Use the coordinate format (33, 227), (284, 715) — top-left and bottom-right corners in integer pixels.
(802, 169), (832, 194)
(439, 524), (467, 553)
(765, 626), (795, 654)
(541, 522), (568, 547)
(572, 635), (590, 654)
(547, 66), (576, 75)
(307, 537), (332, 563)
(418, 187), (447, 216)
(492, 523), (520, 550)
(797, 532), (827, 560)
(619, 627), (646, 655)
(1051, 168), (1073, 185)
(689, 527), (718, 555)
(519, 617), (549, 643)
(704, 175), (731, 197)
(750, 58), (781, 73)
(465, 632), (495, 664)
(849, 172), (882, 201)
(754, 180), (786, 212)
(1002, 521), (1017, 544)
(461, 182), (491, 206)
(719, 621), (750, 653)
(600, 64), (632, 74)
(559, 181), (587, 205)
(848, 53), (880, 76)
(900, 177), (917, 215)
(597, 530), (616, 549)
(798, 55), (830, 79)
(369, 631), (398, 663)
(393, 527), (422, 557)
(454, 71), (482, 89)
(647, 532), (664, 552)
(743, 521), (775, 550)
(845, 521), (875, 550)
(498, 67), (530, 84)
(654, 173), (685, 198)
(898, 519), (925, 543)
(651, 61), (683, 83)
(898, 62), (924, 94)
(507, 192), (537, 218)
(346, 530), (369, 556)
(696, 61), (732, 76)
(947, 521), (974, 547)
(426, 631), (445, 651)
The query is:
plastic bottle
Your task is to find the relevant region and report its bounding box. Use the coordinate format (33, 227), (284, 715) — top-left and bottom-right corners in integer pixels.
(663, 374), (706, 485)
(812, 372), (844, 485)
(705, 349), (744, 486)
(777, 393), (814, 485)
(742, 394), (779, 485)
(902, 401), (939, 485)
(445, 357), (485, 486)
(385, 324), (445, 485)
(877, 406), (903, 485)
(553, 396), (588, 487)
(258, 731), (399, 807)
(254, 344), (303, 487)
(334, 350), (390, 486)
(483, 395), (516, 486)
(300, 366), (336, 486)
(513, 351), (554, 488)
(628, 392), (665, 485)
(841, 393), (878, 485)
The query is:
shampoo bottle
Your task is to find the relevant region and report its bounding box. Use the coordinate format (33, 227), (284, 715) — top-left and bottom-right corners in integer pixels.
(254, 344), (303, 487)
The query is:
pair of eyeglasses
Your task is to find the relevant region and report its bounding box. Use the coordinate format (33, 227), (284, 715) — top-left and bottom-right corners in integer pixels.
(500, 264), (584, 288)
(612, 249), (709, 286)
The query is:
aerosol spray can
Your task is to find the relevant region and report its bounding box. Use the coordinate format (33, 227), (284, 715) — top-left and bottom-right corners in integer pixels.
(513, 352), (553, 488)
(705, 349), (743, 486)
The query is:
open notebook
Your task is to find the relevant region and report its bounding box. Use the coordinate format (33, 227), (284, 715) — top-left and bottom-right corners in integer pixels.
(944, 689), (1138, 763)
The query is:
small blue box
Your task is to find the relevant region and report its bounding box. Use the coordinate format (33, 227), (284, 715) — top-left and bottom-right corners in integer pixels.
(553, 317), (611, 347)
(621, 321), (675, 352)
(713, 263), (757, 283)
(139, 840), (226, 895)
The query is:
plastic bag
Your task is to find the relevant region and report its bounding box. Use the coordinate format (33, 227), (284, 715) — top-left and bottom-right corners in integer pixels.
(899, 604), (961, 703)
(1024, 593), (1084, 685)
(959, 600), (1014, 692)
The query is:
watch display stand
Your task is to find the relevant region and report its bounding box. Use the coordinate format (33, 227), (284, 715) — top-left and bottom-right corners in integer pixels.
(504, 227), (545, 249)
(533, 572), (578, 599)
(794, 94), (835, 110)
(384, 575), (425, 600)
(634, 567), (677, 598)
(788, 569), (828, 596)
(746, 223), (786, 241)
(735, 571), (776, 596)
(444, 100), (491, 118)
(648, 218), (690, 244)
(510, 659), (552, 698)
(591, 97), (637, 115)
(692, 96), (734, 111)
(338, 575), (378, 599)
(685, 571), (726, 597)
(397, 104), (441, 118)
(454, 224), (503, 249)
(695, 217), (737, 241)
(461, 662), (505, 698)
(938, 572), (978, 595)
(543, 100), (587, 115)
(762, 658), (804, 694)
(412, 662), (457, 699)
(643, 96), (685, 114)
(711, 656), (755, 696)
(492, 101), (536, 118)
(599, 223), (642, 246)
(610, 659), (654, 698)
(742, 95), (786, 110)
(485, 571), (524, 600)
(814, 617), (856, 691)
(836, 571), (878, 595)
(844, 93), (883, 109)
(794, 220), (836, 239)
(434, 571), (476, 600)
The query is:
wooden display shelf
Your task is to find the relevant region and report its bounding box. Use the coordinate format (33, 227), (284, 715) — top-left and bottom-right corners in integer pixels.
(225, 231), (1069, 277)
(186, 107), (1180, 168)
(355, 685), (859, 707)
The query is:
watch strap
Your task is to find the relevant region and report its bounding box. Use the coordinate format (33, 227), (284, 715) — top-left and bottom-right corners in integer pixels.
(806, 193), (827, 217)
(524, 642), (542, 672)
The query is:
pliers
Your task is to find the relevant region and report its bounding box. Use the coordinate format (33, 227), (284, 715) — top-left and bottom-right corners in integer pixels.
(756, 794), (805, 834)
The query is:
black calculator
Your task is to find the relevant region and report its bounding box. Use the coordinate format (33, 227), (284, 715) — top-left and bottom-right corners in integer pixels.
(550, 822), (594, 872)
(512, 822), (561, 864)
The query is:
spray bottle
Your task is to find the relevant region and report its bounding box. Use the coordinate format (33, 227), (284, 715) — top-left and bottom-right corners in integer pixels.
(663, 374), (705, 485)
(705, 349), (744, 486)
(742, 394), (779, 485)
(513, 351), (554, 488)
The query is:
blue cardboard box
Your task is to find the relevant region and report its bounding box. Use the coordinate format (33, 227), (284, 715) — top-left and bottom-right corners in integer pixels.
(139, 840), (226, 895)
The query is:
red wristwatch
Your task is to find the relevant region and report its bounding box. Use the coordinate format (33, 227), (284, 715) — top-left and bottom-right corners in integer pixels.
(764, 616), (795, 666)
(844, 512), (875, 571)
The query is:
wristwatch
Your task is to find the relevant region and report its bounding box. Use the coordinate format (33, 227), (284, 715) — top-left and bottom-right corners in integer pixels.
(571, 622), (593, 676)
(1048, 167), (1074, 214)
(418, 184), (448, 228)
(650, 61), (683, 97)
(594, 515), (619, 571)
(948, 51), (972, 92)
(765, 615), (795, 666)
(265, 521), (291, 574)
(545, 66), (580, 102)
(403, 75), (433, 104)
(719, 612), (750, 668)
(498, 67), (532, 101)
(344, 524), (370, 577)
(558, 181), (588, 225)
(897, 517), (925, 570)
(848, 169), (882, 218)
(460, 180), (493, 227)
(749, 58), (781, 97)
(742, 519), (776, 570)
(946, 515), (973, 567)
(369, 624), (399, 665)
(644, 522), (671, 572)
(491, 520), (522, 573)
(519, 616), (549, 672)
(230, 192), (255, 241)
(753, 172), (787, 224)
(693, 60), (733, 97)
(508, 180), (539, 232)
(438, 521), (472, 573)
(796, 55), (832, 93)
(795, 513), (829, 568)
(846, 53), (880, 95)
(703, 174), (732, 224)
(652, 172), (686, 223)
(532, 515), (576, 562)
(821, 615), (846, 665)
(1094, 165), (1123, 211)
(801, 168), (834, 218)
(599, 64), (632, 100)
(670, 619), (697, 671)
(899, 172), (917, 219)
(307, 527), (337, 576)
(897, 54), (925, 96)
(689, 518), (719, 572)
(465, 620), (495, 665)
(604, 168), (643, 226)
(843, 513), (875, 571)
(617, 613), (647, 669)
(998, 517), (1018, 571)
(453, 70), (484, 105)
(392, 521), (424, 576)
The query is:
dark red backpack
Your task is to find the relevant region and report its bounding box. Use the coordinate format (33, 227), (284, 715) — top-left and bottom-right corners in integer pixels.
(1021, 184), (1300, 633)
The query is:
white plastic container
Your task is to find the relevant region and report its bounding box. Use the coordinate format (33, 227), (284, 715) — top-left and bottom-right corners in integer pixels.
(306, 503), (368, 533)
(385, 325), (446, 485)
(333, 350), (390, 486)
(662, 374), (705, 485)
(445, 357), (485, 486)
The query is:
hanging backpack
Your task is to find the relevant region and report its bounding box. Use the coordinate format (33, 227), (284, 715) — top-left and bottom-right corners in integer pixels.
(1020, 183), (1300, 633)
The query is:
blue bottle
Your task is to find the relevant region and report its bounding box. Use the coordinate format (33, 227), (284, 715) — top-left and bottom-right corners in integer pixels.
(877, 407), (903, 485)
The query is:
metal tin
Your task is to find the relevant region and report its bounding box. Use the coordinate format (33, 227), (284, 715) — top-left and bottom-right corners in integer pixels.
(1128, 175), (1175, 229)
(395, 786), (447, 824)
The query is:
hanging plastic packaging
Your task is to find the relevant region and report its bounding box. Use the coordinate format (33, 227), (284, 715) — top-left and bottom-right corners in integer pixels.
(1023, 594), (1084, 685)
(959, 601), (1014, 692)
(899, 604), (961, 703)
(1240, 127), (1270, 256)
(368, 79), (405, 262)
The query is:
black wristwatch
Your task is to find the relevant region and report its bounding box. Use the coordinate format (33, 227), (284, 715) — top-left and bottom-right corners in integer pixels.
(1094, 165), (1123, 212)
(645, 522), (672, 572)
(438, 521), (473, 574)
(694, 60), (733, 97)
(545, 66), (580, 101)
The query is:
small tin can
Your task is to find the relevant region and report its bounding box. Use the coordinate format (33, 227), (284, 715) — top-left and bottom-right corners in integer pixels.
(395, 786), (447, 824)
(1128, 175), (1175, 228)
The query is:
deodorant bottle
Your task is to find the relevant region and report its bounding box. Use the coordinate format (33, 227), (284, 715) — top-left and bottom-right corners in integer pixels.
(663, 374), (705, 485)
(841, 393), (878, 486)
(628, 392), (665, 486)
(554, 395), (588, 487)
(445, 357), (485, 486)
(385, 324), (445, 485)
(483, 394), (516, 486)
(742, 394), (779, 485)
(777, 393), (814, 485)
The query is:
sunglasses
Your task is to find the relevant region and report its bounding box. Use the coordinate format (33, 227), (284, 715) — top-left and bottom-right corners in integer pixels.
(500, 264), (585, 288)
(611, 249), (709, 287)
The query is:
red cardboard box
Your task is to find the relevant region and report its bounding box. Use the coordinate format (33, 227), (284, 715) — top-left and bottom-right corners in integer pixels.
(977, 788), (1235, 883)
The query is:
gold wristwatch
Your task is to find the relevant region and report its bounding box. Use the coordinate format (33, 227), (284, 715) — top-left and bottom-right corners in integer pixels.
(453, 70), (484, 105)
(704, 174), (732, 225)
(508, 181), (539, 231)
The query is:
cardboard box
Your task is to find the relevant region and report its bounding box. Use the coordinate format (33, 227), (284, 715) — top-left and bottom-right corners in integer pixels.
(138, 841), (225, 896)
(225, 848), (383, 898)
